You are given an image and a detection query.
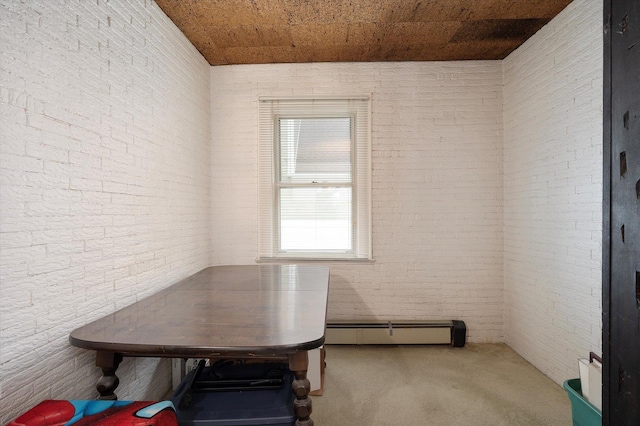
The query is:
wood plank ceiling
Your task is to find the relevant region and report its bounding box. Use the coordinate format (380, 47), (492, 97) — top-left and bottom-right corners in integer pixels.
(155, 0), (574, 65)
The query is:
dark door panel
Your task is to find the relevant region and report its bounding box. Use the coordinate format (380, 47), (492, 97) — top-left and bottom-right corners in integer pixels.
(604, 1), (640, 424)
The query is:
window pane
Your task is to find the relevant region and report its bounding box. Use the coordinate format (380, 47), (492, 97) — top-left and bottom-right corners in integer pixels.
(280, 187), (352, 251)
(279, 118), (351, 183)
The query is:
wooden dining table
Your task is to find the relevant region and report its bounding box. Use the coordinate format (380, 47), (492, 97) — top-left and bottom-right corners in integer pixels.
(69, 264), (330, 426)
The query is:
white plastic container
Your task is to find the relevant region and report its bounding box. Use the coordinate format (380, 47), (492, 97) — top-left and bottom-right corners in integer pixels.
(588, 357), (602, 411)
(578, 358), (590, 402)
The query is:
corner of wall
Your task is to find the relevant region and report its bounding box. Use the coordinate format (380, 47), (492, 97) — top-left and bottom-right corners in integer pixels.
(501, 0), (603, 384)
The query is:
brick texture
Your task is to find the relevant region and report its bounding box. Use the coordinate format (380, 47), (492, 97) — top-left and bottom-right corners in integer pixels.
(210, 61), (505, 343)
(0, 0), (211, 422)
(0, 0), (604, 421)
(503, 0), (603, 385)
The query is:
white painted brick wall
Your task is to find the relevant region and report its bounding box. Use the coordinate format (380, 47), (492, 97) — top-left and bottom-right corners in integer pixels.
(0, 0), (603, 420)
(0, 0), (211, 422)
(210, 61), (505, 343)
(503, 0), (603, 385)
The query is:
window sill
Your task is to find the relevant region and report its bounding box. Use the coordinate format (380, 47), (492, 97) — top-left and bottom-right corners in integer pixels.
(256, 257), (375, 264)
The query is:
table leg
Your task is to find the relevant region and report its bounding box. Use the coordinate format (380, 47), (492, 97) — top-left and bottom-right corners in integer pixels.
(289, 351), (313, 426)
(95, 351), (123, 400)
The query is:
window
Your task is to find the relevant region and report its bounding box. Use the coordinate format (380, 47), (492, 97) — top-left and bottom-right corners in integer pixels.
(258, 97), (371, 260)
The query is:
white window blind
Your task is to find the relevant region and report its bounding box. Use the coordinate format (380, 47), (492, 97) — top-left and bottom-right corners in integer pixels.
(258, 97), (371, 260)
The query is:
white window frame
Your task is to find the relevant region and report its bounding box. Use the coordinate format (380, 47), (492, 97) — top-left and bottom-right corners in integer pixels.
(258, 96), (372, 261)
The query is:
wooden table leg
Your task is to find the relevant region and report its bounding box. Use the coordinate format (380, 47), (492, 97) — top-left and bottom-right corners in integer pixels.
(289, 351), (313, 426)
(95, 351), (123, 400)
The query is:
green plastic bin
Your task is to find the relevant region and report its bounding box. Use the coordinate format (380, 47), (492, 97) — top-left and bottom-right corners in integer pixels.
(563, 379), (602, 426)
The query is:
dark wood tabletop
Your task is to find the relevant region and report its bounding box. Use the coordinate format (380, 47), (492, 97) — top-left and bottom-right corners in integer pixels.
(70, 264), (330, 358)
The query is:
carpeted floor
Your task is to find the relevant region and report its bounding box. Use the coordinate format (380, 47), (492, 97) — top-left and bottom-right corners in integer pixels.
(311, 344), (572, 425)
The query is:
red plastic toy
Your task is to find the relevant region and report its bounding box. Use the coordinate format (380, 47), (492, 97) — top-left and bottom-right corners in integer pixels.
(8, 399), (178, 426)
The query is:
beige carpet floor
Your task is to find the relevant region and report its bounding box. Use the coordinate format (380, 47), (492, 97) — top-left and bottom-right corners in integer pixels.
(311, 344), (572, 425)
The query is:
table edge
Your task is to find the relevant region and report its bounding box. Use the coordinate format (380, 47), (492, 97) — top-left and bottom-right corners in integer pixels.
(69, 334), (326, 358)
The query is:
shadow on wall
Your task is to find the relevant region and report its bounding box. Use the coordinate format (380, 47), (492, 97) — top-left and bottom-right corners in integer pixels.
(142, 359), (173, 400)
(72, 355), (171, 402)
(326, 272), (377, 322)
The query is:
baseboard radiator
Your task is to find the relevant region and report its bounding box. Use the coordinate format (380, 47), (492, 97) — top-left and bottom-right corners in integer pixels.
(325, 320), (466, 347)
